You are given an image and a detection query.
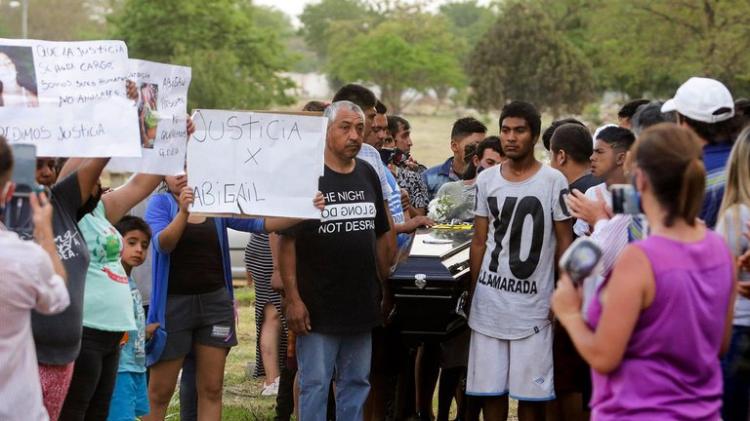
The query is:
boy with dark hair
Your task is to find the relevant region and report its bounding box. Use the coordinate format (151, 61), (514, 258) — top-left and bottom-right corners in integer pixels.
(631, 101), (676, 136)
(467, 101), (573, 421)
(547, 123), (600, 420)
(542, 118), (586, 152)
(617, 98), (650, 129)
(333, 84), (378, 139)
(423, 117), (487, 200)
(550, 123), (600, 197)
(107, 216), (158, 421)
(572, 126), (635, 237)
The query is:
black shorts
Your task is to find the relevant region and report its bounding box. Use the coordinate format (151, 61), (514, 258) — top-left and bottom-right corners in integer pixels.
(160, 287), (238, 361)
(553, 320), (591, 398)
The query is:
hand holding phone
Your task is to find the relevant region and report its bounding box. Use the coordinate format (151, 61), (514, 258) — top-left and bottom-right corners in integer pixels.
(30, 191), (54, 242)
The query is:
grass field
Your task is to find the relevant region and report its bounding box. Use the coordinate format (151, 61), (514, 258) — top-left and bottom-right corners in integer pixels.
(162, 286), (519, 420)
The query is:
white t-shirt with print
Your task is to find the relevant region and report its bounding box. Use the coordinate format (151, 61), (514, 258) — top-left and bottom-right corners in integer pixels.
(469, 164), (571, 340)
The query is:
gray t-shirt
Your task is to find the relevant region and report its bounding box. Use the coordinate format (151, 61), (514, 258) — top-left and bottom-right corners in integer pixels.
(31, 172), (91, 364)
(469, 164), (570, 339)
(716, 204), (750, 326)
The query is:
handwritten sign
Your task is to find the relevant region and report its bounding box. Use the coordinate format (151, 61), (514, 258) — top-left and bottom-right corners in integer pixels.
(0, 38), (139, 157)
(187, 109), (326, 219)
(108, 59), (191, 174)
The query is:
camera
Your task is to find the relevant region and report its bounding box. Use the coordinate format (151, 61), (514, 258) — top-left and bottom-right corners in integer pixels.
(559, 237), (603, 285)
(610, 184), (642, 215)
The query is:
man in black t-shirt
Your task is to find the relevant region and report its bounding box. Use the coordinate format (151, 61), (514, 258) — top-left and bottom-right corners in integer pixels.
(549, 123), (601, 198)
(280, 100), (392, 421)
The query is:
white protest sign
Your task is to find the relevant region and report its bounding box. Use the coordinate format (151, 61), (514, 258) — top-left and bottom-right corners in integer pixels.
(0, 38), (140, 157)
(108, 59), (192, 174)
(187, 109), (327, 219)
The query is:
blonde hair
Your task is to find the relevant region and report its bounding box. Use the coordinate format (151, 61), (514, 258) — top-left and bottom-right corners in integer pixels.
(718, 125), (750, 239)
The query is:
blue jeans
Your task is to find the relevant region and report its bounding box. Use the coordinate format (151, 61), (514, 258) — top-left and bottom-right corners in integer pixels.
(297, 331), (372, 421)
(721, 325), (750, 421)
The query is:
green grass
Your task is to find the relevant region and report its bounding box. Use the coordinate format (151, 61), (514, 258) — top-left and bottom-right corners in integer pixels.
(164, 284), (519, 420)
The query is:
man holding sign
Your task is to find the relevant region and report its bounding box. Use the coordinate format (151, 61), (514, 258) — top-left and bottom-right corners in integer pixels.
(279, 100), (392, 421)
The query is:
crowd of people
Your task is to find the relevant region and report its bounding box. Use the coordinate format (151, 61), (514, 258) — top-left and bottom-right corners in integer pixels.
(2, 71), (750, 421)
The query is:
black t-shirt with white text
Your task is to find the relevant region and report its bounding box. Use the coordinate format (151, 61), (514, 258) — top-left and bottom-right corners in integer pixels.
(284, 158), (390, 335)
(31, 172), (91, 364)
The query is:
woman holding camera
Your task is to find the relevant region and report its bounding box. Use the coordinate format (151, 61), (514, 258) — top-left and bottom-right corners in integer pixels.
(552, 123), (735, 420)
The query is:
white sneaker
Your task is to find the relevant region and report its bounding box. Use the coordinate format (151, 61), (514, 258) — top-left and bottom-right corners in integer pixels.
(261, 377), (280, 396)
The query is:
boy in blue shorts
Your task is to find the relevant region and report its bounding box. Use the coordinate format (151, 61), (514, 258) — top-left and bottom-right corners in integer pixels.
(108, 216), (158, 420)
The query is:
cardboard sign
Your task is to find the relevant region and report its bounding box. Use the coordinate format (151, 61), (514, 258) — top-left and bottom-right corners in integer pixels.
(0, 38), (139, 157)
(187, 109), (326, 219)
(108, 59), (191, 174)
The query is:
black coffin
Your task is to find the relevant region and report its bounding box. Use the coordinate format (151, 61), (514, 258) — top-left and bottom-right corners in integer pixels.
(389, 227), (472, 340)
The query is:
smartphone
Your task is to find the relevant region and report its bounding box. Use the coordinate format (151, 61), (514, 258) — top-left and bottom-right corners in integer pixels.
(11, 144), (39, 196)
(610, 184), (642, 215)
(4, 144), (39, 234)
(559, 237), (603, 285)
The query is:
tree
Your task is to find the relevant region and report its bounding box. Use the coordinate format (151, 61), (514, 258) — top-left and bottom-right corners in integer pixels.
(327, 13), (466, 113)
(0, 0), (110, 40)
(109, 0), (294, 110)
(582, 0), (750, 98)
(438, 0), (496, 52)
(468, 1), (594, 115)
(299, 0), (375, 60)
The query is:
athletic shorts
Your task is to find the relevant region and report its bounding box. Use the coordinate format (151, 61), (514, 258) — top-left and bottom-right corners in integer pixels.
(440, 327), (470, 369)
(160, 287), (237, 361)
(466, 325), (555, 401)
(107, 372), (149, 420)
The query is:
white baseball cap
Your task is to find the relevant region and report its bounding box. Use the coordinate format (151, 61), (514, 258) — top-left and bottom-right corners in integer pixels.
(661, 77), (735, 123)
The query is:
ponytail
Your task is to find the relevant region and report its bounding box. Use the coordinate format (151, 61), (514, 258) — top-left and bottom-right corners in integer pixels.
(673, 158), (706, 226)
(634, 123), (705, 227)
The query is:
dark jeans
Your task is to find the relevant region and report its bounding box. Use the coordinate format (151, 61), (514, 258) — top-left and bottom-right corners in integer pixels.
(59, 327), (123, 421)
(721, 325), (750, 421)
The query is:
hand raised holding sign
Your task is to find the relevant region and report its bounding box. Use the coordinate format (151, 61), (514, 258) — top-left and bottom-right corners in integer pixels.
(313, 191), (325, 211)
(178, 185), (194, 214)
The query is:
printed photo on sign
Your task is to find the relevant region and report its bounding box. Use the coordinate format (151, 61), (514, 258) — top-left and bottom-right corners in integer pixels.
(0, 38), (140, 158)
(107, 59), (191, 175)
(0, 45), (39, 107)
(138, 82), (159, 149)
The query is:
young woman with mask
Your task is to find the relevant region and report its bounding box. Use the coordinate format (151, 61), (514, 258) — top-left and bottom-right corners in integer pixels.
(144, 173), (323, 421)
(553, 123), (735, 420)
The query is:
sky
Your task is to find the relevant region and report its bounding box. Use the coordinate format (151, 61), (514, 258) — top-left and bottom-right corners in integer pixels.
(253, 0), (492, 26)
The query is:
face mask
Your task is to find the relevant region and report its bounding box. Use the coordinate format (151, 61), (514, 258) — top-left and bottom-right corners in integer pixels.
(76, 188), (101, 220)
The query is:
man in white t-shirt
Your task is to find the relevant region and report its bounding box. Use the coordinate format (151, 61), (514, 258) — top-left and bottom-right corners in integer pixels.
(466, 101), (573, 420)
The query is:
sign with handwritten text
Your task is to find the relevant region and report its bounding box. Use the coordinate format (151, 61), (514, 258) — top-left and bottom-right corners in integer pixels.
(108, 59), (191, 174)
(187, 109), (326, 219)
(0, 38), (139, 157)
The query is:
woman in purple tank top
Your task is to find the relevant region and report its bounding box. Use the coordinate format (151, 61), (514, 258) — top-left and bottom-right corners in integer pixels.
(552, 123), (736, 420)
